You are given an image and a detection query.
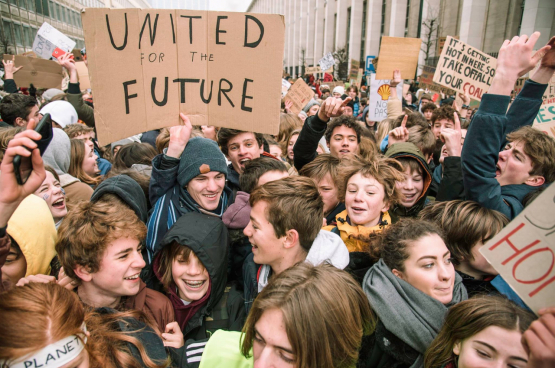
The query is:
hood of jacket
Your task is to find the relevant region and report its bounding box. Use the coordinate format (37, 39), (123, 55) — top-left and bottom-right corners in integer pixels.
(91, 175), (148, 223)
(43, 128), (71, 175)
(222, 191), (251, 229)
(7, 195), (57, 276)
(385, 142), (432, 217)
(257, 230), (349, 292)
(324, 209), (391, 252)
(154, 212), (229, 317)
(500, 184), (540, 219)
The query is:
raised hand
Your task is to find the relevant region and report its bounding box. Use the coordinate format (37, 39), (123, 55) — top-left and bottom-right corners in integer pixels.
(166, 113), (193, 159)
(440, 112), (463, 157)
(284, 99), (293, 113)
(317, 96), (352, 122)
(388, 115), (409, 145)
(390, 69), (402, 87)
(2, 56), (23, 79)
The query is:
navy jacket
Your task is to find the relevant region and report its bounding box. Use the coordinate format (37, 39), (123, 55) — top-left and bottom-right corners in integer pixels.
(461, 80), (547, 220)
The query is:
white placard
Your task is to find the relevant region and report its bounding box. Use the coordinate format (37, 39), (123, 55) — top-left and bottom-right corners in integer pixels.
(318, 52), (336, 72)
(32, 22), (76, 59)
(368, 74), (403, 122)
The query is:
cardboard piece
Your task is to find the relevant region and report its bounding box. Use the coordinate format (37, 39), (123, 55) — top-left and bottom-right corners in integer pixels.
(349, 59), (360, 80)
(20, 51), (37, 58)
(324, 81), (344, 92)
(433, 36), (496, 101)
(420, 65), (456, 95)
(356, 68), (363, 87)
(533, 102), (555, 138)
(284, 78), (314, 114)
(32, 22), (76, 59)
(437, 36), (457, 56)
(368, 74), (403, 122)
(75, 61), (90, 90)
(318, 52), (335, 72)
(82, 9), (285, 145)
(2, 54), (63, 89)
(305, 65), (333, 74)
(480, 182), (555, 314)
(375, 37), (422, 80)
(72, 49), (84, 62)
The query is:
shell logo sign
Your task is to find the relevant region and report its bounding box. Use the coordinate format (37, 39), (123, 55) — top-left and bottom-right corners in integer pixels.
(377, 84), (391, 100)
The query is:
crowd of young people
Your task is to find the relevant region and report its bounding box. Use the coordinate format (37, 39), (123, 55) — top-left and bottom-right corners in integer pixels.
(0, 30), (554, 368)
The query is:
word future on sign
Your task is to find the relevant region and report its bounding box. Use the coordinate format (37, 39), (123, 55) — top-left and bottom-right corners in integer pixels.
(433, 36), (496, 100)
(480, 182), (555, 314)
(82, 9), (285, 145)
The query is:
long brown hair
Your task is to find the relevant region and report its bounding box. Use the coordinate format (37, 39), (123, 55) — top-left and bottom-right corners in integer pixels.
(0, 283), (169, 368)
(424, 296), (536, 368)
(277, 113), (302, 144)
(241, 263), (376, 368)
(69, 139), (101, 186)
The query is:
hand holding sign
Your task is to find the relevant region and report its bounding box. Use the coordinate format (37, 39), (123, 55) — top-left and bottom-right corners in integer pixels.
(317, 97), (352, 122)
(522, 307), (555, 367)
(2, 56), (23, 79)
(441, 111), (463, 157)
(389, 115), (409, 146)
(390, 69), (402, 88)
(166, 113), (193, 159)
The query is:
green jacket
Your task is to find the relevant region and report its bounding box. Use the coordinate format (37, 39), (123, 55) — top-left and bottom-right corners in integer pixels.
(67, 82), (95, 128)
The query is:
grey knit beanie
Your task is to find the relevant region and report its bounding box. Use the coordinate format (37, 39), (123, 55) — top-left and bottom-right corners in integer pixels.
(302, 99), (320, 113)
(177, 137), (228, 188)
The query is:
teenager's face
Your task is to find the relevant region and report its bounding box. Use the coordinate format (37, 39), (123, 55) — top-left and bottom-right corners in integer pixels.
(307, 104), (319, 117)
(3, 243), (27, 287)
(345, 173), (388, 227)
(59, 348), (89, 368)
(82, 143), (99, 176)
(258, 170), (289, 187)
(365, 113), (375, 127)
(423, 109), (433, 121)
(22, 105), (41, 127)
(244, 200), (284, 267)
(172, 250), (210, 303)
(396, 166), (424, 208)
(186, 171), (226, 211)
(393, 234), (455, 304)
(467, 241), (498, 277)
(226, 132), (264, 174)
(432, 118), (455, 139)
(201, 125), (217, 141)
(253, 308), (295, 368)
(421, 98), (431, 105)
(496, 140), (537, 187)
(269, 145), (283, 159)
(35, 171), (67, 222)
(332, 92), (342, 98)
(287, 134), (299, 160)
(348, 89), (357, 99)
(453, 326), (528, 368)
(316, 173), (339, 216)
(343, 106), (353, 116)
(74, 132), (95, 151)
(89, 237), (146, 299)
(327, 125), (359, 159)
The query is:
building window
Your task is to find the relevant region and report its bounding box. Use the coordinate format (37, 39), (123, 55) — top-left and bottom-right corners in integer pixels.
(2, 20), (14, 45)
(404, 0), (410, 36)
(360, 0), (367, 65)
(346, 6), (351, 56)
(380, 0), (386, 35)
(14, 23), (23, 46)
(35, 0), (42, 14)
(333, 13), (337, 49)
(41, 0), (48, 16)
(28, 0), (36, 12)
(23, 26), (31, 46)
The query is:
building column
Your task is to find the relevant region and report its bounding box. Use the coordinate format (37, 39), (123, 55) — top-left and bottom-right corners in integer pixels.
(520, 0), (555, 49)
(322, 0), (335, 54)
(285, 0), (292, 73)
(459, 0), (487, 49)
(292, 0), (302, 76)
(388, 0), (408, 37)
(348, 0), (364, 64)
(364, 0), (381, 58)
(306, 0), (316, 65)
(299, 0), (307, 70)
(335, 0), (349, 51)
(313, 0), (325, 62)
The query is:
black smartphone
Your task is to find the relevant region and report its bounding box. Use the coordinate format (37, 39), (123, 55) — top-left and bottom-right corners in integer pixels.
(14, 113), (52, 185)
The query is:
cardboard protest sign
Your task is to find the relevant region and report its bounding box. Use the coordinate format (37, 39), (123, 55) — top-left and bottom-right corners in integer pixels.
(72, 49), (84, 62)
(375, 36), (421, 80)
(324, 81), (344, 92)
(33, 22), (76, 60)
(368, 74), (403, 122)
(433, 36), (496, 101)
(349, 59), (360, 80)
(20, 51), (37, 58)
(284, 78), (314, 114)
(480, 182), (555, 314)
(2, 54), (63, 89)
(75, 61), (91, 90)
(533, 102), (555, 138)
(82, 9), (285, 145)
(318, 52), (335, 72)
(419, 65), (455, 95)
(305, 65), (333, 74)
